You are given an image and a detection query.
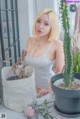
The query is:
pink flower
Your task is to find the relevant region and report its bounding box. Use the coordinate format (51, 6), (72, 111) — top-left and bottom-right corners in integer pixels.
(24, 106), (35, 117)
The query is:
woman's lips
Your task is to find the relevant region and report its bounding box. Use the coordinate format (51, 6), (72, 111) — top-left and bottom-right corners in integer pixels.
(37, 30), (42, 34)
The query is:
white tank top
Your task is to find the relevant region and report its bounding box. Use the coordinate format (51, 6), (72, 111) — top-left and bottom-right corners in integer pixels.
(25, 43), (55, 88)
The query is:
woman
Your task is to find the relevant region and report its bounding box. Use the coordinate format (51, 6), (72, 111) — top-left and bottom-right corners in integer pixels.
(24, 8), (64, 97)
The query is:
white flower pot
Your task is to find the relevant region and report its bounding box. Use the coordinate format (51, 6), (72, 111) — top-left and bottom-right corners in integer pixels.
(1, 66), (37, 112)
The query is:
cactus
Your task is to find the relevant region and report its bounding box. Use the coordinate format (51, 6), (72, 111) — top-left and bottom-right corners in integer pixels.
(60, 0), (74, 88)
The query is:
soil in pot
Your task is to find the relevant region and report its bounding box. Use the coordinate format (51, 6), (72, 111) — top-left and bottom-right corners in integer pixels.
(58, 79), (80, 90)
(7, 75), (29, 81)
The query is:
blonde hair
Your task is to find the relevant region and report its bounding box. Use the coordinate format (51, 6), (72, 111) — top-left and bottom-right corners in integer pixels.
(32, 8), (60, 41)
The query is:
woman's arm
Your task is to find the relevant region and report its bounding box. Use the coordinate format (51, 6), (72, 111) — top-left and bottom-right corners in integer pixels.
(54, 40), (64, 74)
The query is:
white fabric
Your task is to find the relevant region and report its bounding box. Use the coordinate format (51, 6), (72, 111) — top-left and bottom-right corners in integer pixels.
(1, 66), (37, 112)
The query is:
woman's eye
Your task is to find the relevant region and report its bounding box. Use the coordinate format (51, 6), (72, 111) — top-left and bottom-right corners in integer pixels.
(44, 23), (49, 26)
(37, 20), (41, 23)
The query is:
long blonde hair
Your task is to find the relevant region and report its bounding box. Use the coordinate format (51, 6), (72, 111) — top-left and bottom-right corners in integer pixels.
(32, 8), (60, 41)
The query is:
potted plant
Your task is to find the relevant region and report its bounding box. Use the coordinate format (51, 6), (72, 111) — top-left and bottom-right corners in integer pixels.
(51, 0), (80, 117)
(1, 50), (37, 112)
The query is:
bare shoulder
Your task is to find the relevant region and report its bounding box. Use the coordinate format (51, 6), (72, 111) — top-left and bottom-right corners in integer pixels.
(55, 39), (63, 46)
(55, 40), (64, 53)
(52, 39), (63, 49)
(27, 37), (34, 43)
(27, 37), (36, 45)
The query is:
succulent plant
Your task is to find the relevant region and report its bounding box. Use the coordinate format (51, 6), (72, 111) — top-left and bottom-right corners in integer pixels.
(72, 33), (80, 73)
(73, 52), (80, 73)
(60, 0), (74, 88)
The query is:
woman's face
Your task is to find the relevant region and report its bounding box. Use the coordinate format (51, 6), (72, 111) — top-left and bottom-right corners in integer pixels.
(35, 14), (51, 38)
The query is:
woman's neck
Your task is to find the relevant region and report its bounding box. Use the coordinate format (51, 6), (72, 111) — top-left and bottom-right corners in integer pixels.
(36, 36), (49, 42)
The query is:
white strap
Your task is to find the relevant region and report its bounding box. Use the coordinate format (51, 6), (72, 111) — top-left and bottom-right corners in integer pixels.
(45, 43), (53, 55)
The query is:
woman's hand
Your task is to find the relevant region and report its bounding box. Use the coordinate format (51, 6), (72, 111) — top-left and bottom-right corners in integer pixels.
(36, 86), (41, 94)
(37, 87), (52, 97)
